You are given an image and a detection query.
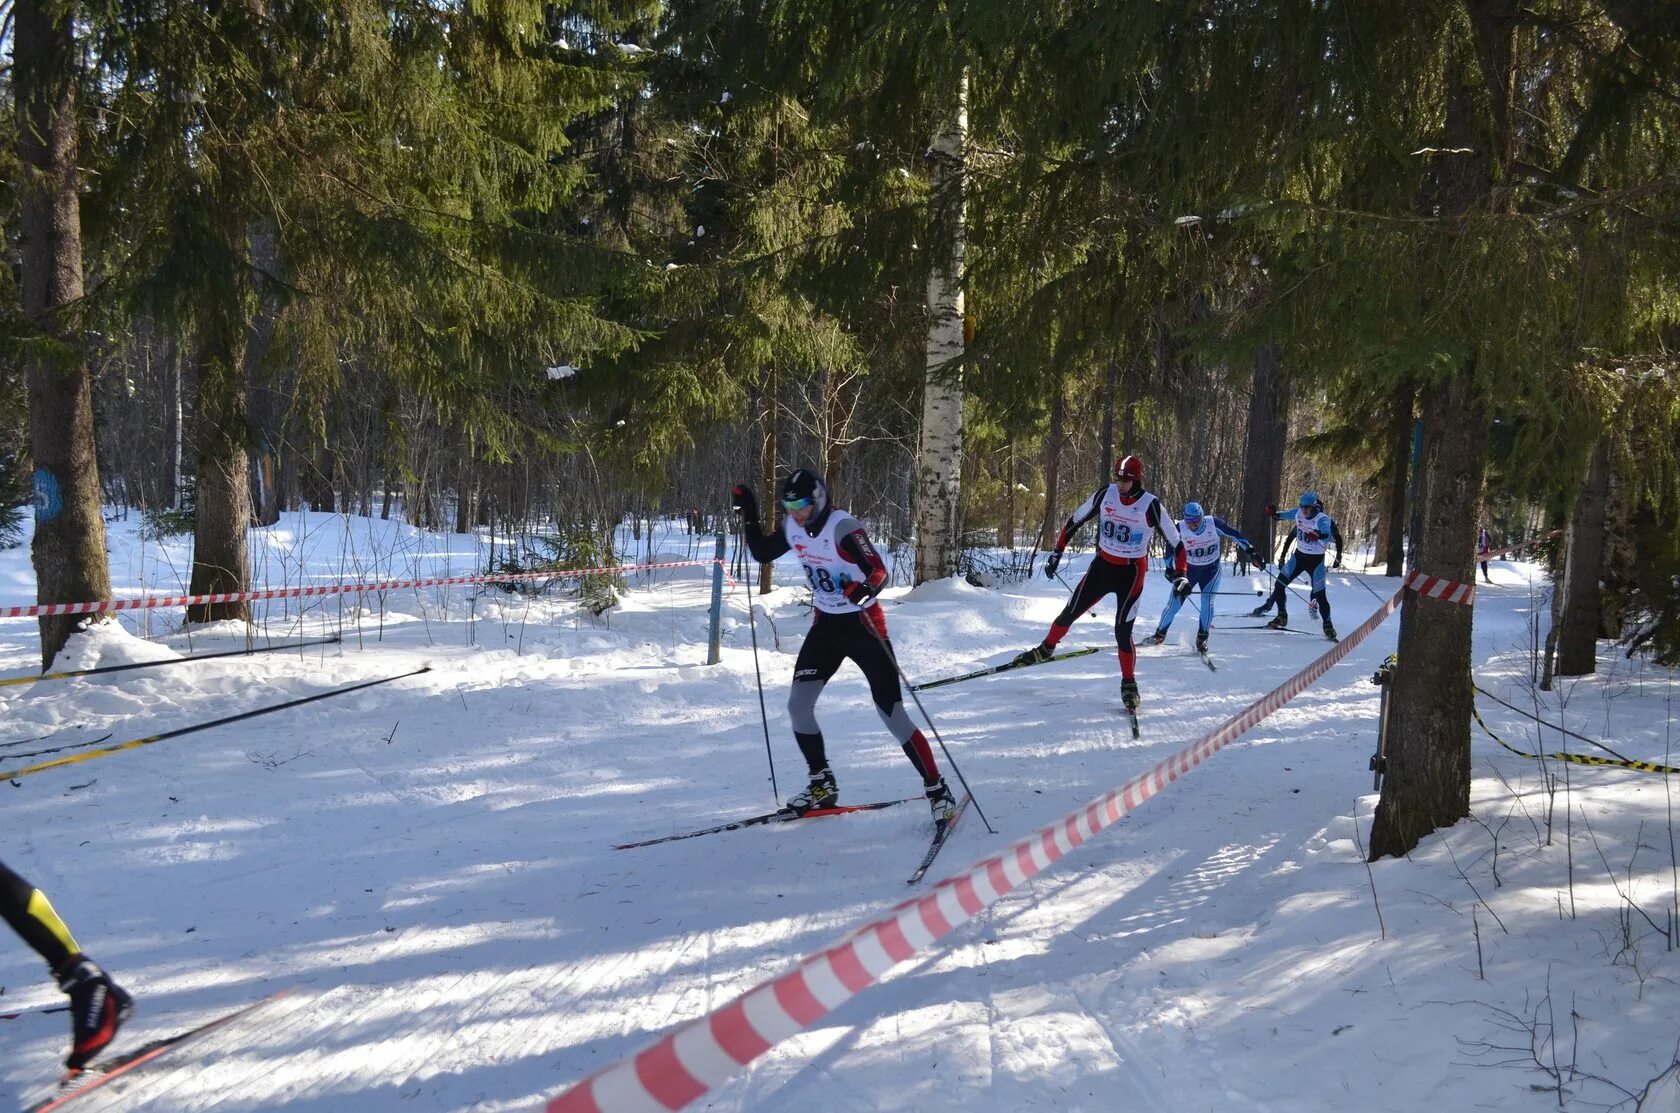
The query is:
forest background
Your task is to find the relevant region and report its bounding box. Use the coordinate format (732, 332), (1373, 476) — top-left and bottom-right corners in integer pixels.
(5, 0), (1679, 858)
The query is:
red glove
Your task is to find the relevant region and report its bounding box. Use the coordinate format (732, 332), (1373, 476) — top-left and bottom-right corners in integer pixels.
(1265, 503), (1278, 518)
(1305, 530), (1323, 542)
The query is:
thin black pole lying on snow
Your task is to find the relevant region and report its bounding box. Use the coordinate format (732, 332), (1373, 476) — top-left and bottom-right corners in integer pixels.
(1, 666), (431, 781)
(0, 636), (343, 689)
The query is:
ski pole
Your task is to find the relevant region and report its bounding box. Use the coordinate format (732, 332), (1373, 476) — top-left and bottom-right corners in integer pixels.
(0, 666), (432, 781)
(738, 523), (780, 807)
(864, 622), (994, 834)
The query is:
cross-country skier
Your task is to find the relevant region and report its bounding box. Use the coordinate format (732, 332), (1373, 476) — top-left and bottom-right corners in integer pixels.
(1, 858), (132, 1068)
(1478, 526), (1493, 583)
(1252, 491), (1340, 639)
(730, 469), (956, 823)
(1255, 495), (1343, 621)
(1010, 454), (1183, 713)
(1142, 501), (1257, 653)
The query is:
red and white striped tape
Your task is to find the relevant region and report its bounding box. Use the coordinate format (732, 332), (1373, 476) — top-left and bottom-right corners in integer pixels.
(1403, 570), (1475, 606)
(544, 586), (1405, 1113)
(1400, 532), (1549, 608)
(0, 559), (735, 620)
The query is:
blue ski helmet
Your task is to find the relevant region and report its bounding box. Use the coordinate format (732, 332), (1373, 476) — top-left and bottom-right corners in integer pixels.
(1299, 491), (1317, 510)
(1183, 501), (1204, 525)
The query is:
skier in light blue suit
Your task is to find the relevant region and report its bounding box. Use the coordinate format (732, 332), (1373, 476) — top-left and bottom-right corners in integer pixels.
(1143, 502), (1257, 653)
(1252, 491), (1339, 640)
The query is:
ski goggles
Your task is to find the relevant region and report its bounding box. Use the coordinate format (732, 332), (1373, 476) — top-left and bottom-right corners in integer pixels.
(781, 495), (814, 511)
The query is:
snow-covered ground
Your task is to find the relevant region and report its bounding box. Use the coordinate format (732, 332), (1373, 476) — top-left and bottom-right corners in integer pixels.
(2, 510), (1677, 1112)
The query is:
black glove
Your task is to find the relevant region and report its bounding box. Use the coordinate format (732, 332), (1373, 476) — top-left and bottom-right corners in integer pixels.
(843, 579), (880, 607)
(1044, 550), (1062, 578)
(729, 484), (757, 517)
(1333, 555), (1342, 569)
(1173, 576), (1193, 601)
(1162, 564), (1180, 583)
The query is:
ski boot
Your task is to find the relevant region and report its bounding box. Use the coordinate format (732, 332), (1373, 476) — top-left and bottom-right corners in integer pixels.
(1195, 630), (1209, 654)
(925, 778), (957, 824)
(1266, 612), (1289, 630)
(1323, 621), (1338, 641)
(1249, 604), (1272, 618)
(1120, 677), (1140, 712)
(56, 954), (132, 1070)
(1012, 641), (1053, 667)
(788, 768), (838, 814)
(1142, 630), (1168, 646)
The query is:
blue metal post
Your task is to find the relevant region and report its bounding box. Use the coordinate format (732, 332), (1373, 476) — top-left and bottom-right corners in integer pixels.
(706, 531), (727, 664)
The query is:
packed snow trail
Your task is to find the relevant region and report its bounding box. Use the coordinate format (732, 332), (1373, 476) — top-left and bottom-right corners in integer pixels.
(3, 516), (1676, 1112)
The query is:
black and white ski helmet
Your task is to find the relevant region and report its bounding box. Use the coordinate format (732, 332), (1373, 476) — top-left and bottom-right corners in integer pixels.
(780, 468), (828, 515)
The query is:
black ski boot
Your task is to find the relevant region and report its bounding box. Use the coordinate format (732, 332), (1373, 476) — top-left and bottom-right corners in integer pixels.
(1121, 677), (1140, 712)
(788, 768), (838, 814)
(1249, 604), (1271, 618)
(1012, 641), (1053, 667)
(1323, 621), (1338, 641)
(56, 955), (132, 1070)
(1142, 630), (1167, 646)
(925, 778), (957, 823)
(1195, 630), (1209, 654)
(1266, 612), (1289, 630)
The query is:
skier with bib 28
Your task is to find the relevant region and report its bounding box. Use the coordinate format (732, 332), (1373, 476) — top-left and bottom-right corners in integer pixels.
(730, 469), (957, 823)
(2, 857), (132, 1069)
(1011, 454), (1183, 713)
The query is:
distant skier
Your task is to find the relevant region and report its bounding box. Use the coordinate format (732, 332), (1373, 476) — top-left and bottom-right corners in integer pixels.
(1142, 502), (1257, 654)
(1011, 454), (1183, 713)
(1478, 526), (1493, 583)
(730, 469), (956, 822)
(1258, 495), (1343, 621)
(1252, 491), (1340, 639)
(1, 858), (132, 1069)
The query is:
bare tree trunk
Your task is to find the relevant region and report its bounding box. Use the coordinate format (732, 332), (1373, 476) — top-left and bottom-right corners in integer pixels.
(16, 0), (113, 668)
(999, 435), (1016, 549)
(914, 72), (967, 586)
(1385, 382), (1413, 576)
(1554, 437), (1610, 676)
(1369, 9), (1511, 859)
(1100, 359), (1116, 484)
(245, 218), (283, 528)
(187, 212), (254, 625)
(187, 334), (252, 624)
(757, 367), (779, 594)
(1369, 373), (1489, 859)
(1240, 343), (1287, 556)
(1039, 382), (1065, 549)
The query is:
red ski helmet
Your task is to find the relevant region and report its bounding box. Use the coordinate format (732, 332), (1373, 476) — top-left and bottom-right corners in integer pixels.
(1114, 455), (1143, 483)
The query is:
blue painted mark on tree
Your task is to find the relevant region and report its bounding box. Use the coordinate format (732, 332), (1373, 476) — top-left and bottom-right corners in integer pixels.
(32, 469), (63, 523)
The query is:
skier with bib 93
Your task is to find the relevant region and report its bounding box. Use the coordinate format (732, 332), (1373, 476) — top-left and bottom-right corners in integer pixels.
(730, 469), (956, 823)
(2, 857), (132, 1070)
(1011, 454), (1183, 713)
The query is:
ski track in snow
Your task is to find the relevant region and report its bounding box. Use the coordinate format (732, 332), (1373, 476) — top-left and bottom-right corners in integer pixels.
(3, 516), (1678, 1111)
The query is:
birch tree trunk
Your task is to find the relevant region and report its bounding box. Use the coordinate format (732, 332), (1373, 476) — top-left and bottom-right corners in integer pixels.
(914, 72), (967, 586)
(1554, 437), (1611, 676)
(16, 0), (113, 669)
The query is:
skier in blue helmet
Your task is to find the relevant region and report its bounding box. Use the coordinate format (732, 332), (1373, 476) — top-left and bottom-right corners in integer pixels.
(1142, 501), (1257, 654)
(1251, 491), (1340, 640)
